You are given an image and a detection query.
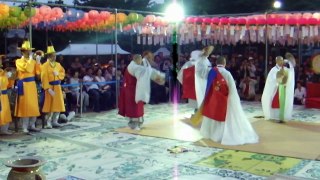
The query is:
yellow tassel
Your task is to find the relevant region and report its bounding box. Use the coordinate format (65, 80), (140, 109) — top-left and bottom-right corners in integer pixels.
(190, 104), (204, 126)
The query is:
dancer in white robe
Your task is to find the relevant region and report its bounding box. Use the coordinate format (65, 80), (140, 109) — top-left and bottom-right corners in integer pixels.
(261, 54), (295, 122)
(194, 46), (214, 108)
(177, 50), (202, 109)
(199, 57), (259, 145)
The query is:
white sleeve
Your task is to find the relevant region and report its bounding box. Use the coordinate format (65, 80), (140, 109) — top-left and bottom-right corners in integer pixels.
(83, 76), (90, 82)
(294, 89), (298, 98)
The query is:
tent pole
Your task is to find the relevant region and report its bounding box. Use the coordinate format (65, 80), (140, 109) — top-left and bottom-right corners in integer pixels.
(96, 31), (98, 61)
(115, 9), (119, 109)
(28, 0), (32, 47)
(265, 11), (269, 79)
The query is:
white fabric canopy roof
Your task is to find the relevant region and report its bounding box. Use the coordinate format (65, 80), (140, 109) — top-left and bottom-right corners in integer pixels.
(154, 47), (171, 56)
(57, 44), (130, 55)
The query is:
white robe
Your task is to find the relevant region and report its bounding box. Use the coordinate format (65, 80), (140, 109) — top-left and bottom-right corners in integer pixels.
(127, 59), (165, 104)
(200, 67), (259, 146)
(195, 56), (211, 108)
(177, 50), (202, 108)
(261, 62), (295, 120)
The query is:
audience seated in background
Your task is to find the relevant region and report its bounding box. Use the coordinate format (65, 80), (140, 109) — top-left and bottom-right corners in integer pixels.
(294, 81), (306, 105)
(83, 68), (101, 112)
(239, 76), (257, 101)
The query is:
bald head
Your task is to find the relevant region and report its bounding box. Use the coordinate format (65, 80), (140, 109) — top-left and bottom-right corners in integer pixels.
(216, 56), (226, 66)
(133, 54), (142, 65)
(276, 56), (284, 66)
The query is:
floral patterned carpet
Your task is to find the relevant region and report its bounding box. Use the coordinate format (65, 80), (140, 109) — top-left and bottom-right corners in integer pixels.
(0, 101), (319, 180)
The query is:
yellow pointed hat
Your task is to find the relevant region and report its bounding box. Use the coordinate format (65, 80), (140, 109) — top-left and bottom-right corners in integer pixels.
(45, 45), (56, 55)
(17, 40), (35, 51)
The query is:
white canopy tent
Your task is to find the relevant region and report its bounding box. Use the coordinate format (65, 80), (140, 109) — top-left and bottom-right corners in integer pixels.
(154, 47), (171, 56)
(56, 44), (130, 55)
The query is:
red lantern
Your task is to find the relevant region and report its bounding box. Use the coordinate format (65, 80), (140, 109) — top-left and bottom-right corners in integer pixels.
(88, 10), (99, 19)
(100, 11), (110, 21)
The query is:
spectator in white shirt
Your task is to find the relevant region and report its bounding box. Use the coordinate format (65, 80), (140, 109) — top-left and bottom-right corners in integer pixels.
(294, 81), (306, 105)
(83, 68), (101, 112)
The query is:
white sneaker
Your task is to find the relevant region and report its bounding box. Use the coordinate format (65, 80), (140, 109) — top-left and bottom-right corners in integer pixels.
(28, 127), (41, 132)
(52, 122), (62, 128)
(59, 114), (67, 121)
(22, 128), (29, 133)
(67, 111), (76, 121)
(134, 126), (141, 131)
(46, 123), (53, 129)
(0, 131), (13, 135)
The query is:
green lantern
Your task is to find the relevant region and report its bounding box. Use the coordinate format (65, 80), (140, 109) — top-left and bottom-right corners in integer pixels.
(137, 14), (144, 23)
(24, 7), (36, 18)
(9, 6), (22, 17)
(19, 13), (27, 22)
(128, 12), (139, 23)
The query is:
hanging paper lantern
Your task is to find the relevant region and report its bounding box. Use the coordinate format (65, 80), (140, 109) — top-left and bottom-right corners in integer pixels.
(145, 15), (156, 23)
(237, 17), (246, 25)
(100, 11), (110, 21)
(24, 7), (36, 18)
(220, 17), (229, 25)
(51, 7), (63, 19)
(229, 17), (238, 25)
(202, 17), (211, 24)
(39, 5), (51, 16)
(267, 17), (276, 25)
(19, 13), (27, 22)
(137, 14), (144, 23)
(88, 10), (99, 19)
(9, 6), (22, 17)
(247, 17), (257, 25)
(128, 12), (139, 23)
(184, 17), (193, 23)
(211, 17), (220, 24)
(0, 4), (10, 19)
(299, 17), (308, 25)
(275, 17), (286, 25)
(117, 13), (127, 23)
(308, 17), (318, 25)
(154, 16), (163, 27)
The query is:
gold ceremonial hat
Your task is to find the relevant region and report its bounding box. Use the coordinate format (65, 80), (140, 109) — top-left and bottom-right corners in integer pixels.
(17, 40), (35, 51)
(45, 45), (56, 55)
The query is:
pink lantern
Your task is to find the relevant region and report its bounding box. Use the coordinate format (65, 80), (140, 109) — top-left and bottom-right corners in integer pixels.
(203, 17), (211, 24)
(195, 17), (203, 23)
(154, 16), (163, 27)
(83, 12), (89, 21)
(275, 17), (286, 25)
(100, 11), (110, 21)
(145, 15), (156, 23)
(39, 5), (51, 16)
(229, 17), (237, 25)
(286, 17), (297, 25)
(308, 18), (318, 25)
(299, 17), (308, 25)
(51, 7), (63, 19)
(303, 13), (313, 18)
(256, 17), (266, 25)
(211, 17), (220, 24)
(220, 17), (229, 25)
(237, 17), (246, 25)
(184, 17), (192, 23)
(247, 18), (257, 25)
(267, 17), (276, 25)
(88, 10), (99, 19)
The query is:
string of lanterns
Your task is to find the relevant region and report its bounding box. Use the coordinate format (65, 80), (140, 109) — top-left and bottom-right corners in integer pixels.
(1, 3), (320, 46)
